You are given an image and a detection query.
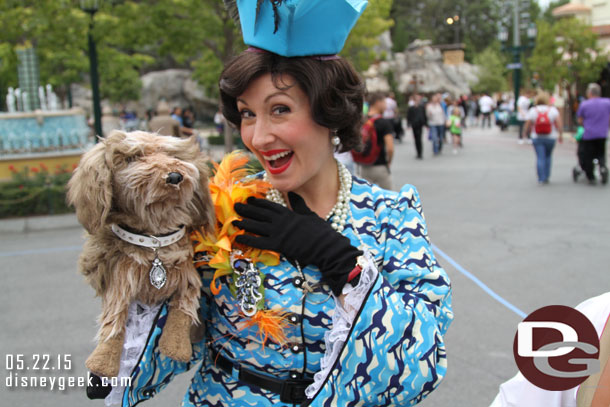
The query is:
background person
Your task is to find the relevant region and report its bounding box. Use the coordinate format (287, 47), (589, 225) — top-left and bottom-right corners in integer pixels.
(383, 91), (403, 143)
(359, 92), (395, 190)
(407, 93), (427, 159)
(575, 83), (610, 184)
(213, 109), (225, 136)
(517, 90), (532, 144)
(524, 92), (563, 184)
(101, 106), (121, 137)
(148, 100), (181, 137)
(426, 93), (446, 155)
(479, 92), (495, 128)
(181, 106), (195, 129)
(447, 106), (462, 154)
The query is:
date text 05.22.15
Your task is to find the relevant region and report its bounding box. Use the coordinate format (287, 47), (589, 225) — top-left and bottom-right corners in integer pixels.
(5, 354), (72, 371)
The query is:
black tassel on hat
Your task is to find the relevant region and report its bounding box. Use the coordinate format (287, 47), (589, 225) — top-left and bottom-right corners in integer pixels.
(224, 0), (284, 34)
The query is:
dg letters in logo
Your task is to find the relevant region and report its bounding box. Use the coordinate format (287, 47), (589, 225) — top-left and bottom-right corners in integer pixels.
(513, 305), (600, 391)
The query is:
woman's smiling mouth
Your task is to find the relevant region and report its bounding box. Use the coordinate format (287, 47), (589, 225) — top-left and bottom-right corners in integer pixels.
(261, 149), (294, 174)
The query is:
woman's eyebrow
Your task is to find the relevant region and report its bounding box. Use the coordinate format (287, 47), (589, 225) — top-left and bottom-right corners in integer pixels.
(264, 91), (293, 103)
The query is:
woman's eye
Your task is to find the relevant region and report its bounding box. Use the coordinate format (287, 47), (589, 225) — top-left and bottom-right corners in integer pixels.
(240, 109), (254, 119)
(273, 105), (290, 115)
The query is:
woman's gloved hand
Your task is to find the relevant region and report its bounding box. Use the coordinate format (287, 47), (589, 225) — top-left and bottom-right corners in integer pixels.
(233, 192), (362, 296)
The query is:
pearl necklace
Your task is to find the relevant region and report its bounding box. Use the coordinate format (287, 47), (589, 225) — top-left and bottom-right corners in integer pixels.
(264, 160), (353, 232)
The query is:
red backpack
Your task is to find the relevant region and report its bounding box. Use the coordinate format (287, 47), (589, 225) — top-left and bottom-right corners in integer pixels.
(351, 115), (382, 165)
(534, 108), (552, 135)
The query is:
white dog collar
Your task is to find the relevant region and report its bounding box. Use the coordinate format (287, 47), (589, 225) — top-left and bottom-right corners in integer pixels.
(111, 224), (186, 248)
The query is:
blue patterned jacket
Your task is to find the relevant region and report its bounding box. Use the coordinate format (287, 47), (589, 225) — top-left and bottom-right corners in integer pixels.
(121, 176), (453, 406)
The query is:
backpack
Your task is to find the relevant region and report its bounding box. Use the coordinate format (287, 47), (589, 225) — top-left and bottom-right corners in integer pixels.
(351, 115), (382, 165)
(534, 108), (552, 135)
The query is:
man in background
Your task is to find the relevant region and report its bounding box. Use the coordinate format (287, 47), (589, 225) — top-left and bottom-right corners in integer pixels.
(148, 101), (181, 137)
(383, 92), (403, 143)
(359, 92), (395, 190)
(517, 90), (532, 144)
(576, 83), (609, 184)
(479, 92), (495, 128)
(407, 94), (427, 160)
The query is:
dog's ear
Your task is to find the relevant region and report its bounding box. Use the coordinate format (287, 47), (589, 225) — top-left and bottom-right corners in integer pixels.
(191, 150), (216, 233)
(67, 139), (113, 234)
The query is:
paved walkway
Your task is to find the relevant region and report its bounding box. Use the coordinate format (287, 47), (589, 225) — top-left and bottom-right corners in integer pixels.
(1, 124), (608, 406)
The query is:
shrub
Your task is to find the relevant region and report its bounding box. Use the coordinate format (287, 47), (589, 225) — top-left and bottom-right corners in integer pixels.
(0, 164), (74, 218)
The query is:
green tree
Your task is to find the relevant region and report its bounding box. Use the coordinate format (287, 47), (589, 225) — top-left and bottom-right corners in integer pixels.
(528, 17), (606, 93)
(342, 0), (394, 72)
(541, 0), (570, 24)
(0, 0), (154, 103)
(471, 44), (509, 94)
(0, 1), (89, 103)
(0, 0), (395, 107)
(390, 0), (499, 59)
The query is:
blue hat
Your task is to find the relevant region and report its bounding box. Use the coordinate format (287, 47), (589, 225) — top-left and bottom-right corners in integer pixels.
(237, 0), (368, 57)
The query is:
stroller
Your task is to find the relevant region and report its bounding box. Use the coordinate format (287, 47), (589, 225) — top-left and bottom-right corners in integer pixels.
(573, 159), (608, 184)
(494, 108), (510, 131)
(572, 128), (608, 184)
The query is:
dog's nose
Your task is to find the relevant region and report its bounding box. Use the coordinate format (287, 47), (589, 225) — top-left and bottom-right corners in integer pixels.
(166, 172), (183, 185)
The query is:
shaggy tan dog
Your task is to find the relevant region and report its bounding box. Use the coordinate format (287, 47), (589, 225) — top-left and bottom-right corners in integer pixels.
(67, 130), (214, 379)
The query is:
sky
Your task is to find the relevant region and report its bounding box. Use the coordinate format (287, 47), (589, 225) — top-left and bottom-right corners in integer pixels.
(537, 0), (551, 11)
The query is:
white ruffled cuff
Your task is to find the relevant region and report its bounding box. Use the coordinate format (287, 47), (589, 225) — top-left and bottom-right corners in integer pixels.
(304, 250), (378, 399)
(105, 301), (162, 406)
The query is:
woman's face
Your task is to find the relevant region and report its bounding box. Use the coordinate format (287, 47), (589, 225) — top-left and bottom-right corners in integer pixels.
(237, 73), (334, 194)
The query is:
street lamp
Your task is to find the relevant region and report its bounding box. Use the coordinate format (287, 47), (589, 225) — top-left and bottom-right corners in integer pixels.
(446, 14), (460, 44)
(498, 1), (537, 121)
(527, 23), (537, 46)
(498, 26), (509, 43)
(80, 0), (103, 140)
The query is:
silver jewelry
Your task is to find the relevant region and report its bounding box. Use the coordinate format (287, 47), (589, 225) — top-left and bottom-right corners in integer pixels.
(331, 135), (341, 146)
(149, 249), (167, 289)
(231, 250), (263, 316)
(111, 224), (185, 289)
(264, 160), (352, 232)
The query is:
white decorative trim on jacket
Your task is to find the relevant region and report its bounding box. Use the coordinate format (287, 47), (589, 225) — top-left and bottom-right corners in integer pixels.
(305, 250), (378, 399)
(105, 301), (162, 406)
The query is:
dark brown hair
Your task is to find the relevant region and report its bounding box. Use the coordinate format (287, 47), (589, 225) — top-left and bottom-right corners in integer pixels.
(367, 91), (386, 106)
(219, 51), (364, 152)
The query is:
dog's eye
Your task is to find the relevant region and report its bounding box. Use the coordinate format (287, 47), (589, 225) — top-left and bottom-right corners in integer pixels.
(125, 155), (139, 164)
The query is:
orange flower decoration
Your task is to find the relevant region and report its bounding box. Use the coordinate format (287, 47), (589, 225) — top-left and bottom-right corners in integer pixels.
(191, 151), (280, 295)
(238, 308), (290, 347)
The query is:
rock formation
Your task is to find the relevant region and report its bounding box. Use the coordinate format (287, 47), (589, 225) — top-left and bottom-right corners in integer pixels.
(71, 69), (218, 120)
(364, 39), (479, 97)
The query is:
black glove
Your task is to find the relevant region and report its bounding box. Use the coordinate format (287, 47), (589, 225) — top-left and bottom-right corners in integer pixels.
(233, 192), (362, 296)
(86, 373), (112, 399)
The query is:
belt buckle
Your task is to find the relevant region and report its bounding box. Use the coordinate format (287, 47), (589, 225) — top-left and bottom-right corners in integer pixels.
(279, 379), (309, 404)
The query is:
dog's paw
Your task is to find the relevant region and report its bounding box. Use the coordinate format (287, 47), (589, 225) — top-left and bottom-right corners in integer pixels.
(86, 337), (123, 378)
(86, 373), (112, 399)
(159, 330), (192, 362)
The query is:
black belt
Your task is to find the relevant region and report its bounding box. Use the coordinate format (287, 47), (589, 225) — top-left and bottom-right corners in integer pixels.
(210, 348), (313, 404)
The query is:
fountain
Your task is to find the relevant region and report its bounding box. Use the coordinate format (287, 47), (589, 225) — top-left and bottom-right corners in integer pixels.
(0, 84), (92, 181)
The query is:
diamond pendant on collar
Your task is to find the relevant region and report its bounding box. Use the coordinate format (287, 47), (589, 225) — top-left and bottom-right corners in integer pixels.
(149, 250), (167, 289)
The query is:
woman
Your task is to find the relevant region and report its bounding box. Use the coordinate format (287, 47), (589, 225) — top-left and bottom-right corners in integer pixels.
(113, 2), (452, 406)
(524, 92), (563, 184)
(426, 93), (446, 156)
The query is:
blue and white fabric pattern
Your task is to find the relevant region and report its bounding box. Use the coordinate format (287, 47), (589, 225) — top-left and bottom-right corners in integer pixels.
(120, 175), (453, 407)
